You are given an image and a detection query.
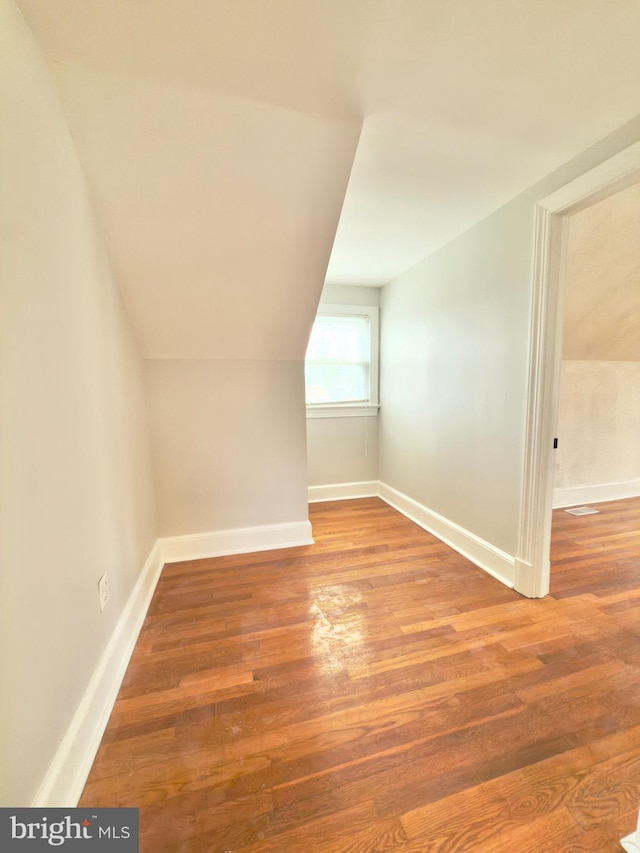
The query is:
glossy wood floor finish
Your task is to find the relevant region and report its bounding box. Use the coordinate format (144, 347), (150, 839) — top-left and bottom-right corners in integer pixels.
(80, 497), (640, 851)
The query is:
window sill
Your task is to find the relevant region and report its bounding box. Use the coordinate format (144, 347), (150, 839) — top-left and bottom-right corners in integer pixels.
(306, 404), (380, 419)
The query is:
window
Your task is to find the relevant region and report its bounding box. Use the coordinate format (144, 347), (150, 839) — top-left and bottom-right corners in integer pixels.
(305, 304), (379, 417)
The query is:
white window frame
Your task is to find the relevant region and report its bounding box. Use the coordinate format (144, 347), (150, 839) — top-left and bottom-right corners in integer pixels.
(305, 303), (379, 419)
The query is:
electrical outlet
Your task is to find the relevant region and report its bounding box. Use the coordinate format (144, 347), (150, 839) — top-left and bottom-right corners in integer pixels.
(98, 573), (109, 612)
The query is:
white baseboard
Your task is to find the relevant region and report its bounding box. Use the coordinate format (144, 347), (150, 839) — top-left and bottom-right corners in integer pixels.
(553, 479), (640, 508)
(308, 481), (379, 503)
(160, 520), (314, 563)
(32, 540), (165, 807)
(377, 482), (515, 589)
(514, 557), (548, 599)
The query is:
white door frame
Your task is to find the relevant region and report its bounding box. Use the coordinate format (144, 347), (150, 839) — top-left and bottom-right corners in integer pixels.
(515, 140), (640, 599)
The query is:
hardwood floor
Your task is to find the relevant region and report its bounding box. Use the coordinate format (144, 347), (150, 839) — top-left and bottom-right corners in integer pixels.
(80, 496), (640, 851)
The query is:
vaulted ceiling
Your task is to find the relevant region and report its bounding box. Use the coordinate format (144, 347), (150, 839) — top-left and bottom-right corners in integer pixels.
(17, 0), (640, 357)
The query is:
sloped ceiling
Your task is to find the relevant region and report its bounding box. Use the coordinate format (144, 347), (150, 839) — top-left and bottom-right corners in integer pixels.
(40, 64), (360, 359)
(16, 0), (640, 356)
(564, 182), (640, 362)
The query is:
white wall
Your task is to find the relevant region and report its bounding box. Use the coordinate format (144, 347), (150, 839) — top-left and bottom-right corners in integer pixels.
(307, 416), (378, 488)
(379, 115), (640, 567)
(147, 359), (308, 535)
(20, 24), (361, 547)
(319, 285), (381, 308)
(306, 285), (380, 492)
(0, 0), (157, 806)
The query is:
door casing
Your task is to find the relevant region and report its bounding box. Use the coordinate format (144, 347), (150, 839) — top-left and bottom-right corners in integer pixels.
(515, 141), (640, 598)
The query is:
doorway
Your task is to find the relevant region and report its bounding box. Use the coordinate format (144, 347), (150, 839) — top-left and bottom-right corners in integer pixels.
(553, 184), (640, 512)
(515, 140), (640, 599)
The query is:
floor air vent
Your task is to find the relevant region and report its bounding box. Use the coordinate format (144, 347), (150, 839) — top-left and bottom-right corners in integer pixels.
(564, 506), (600, 516)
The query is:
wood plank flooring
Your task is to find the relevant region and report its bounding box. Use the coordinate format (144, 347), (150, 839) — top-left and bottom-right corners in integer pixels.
(80, 496), (640, 851)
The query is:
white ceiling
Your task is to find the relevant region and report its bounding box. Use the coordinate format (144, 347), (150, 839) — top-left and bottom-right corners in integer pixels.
(16, 0), (640, 354)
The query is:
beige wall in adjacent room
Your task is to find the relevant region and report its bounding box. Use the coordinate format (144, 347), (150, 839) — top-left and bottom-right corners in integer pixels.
(562, 184), (640, 363)
(378, 116), (640, 559)
(0, 0), (157, 806)
(555, 362), (640, 493)
(554, 183), (640, 502)
(146, 359), (309, 535)
(306, 285), (381, 489)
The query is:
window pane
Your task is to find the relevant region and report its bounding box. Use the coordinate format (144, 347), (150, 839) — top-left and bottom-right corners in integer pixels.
(306, 315), (370, 362)
(305, 363), (369, 404)
(305, 311), (374, 405)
